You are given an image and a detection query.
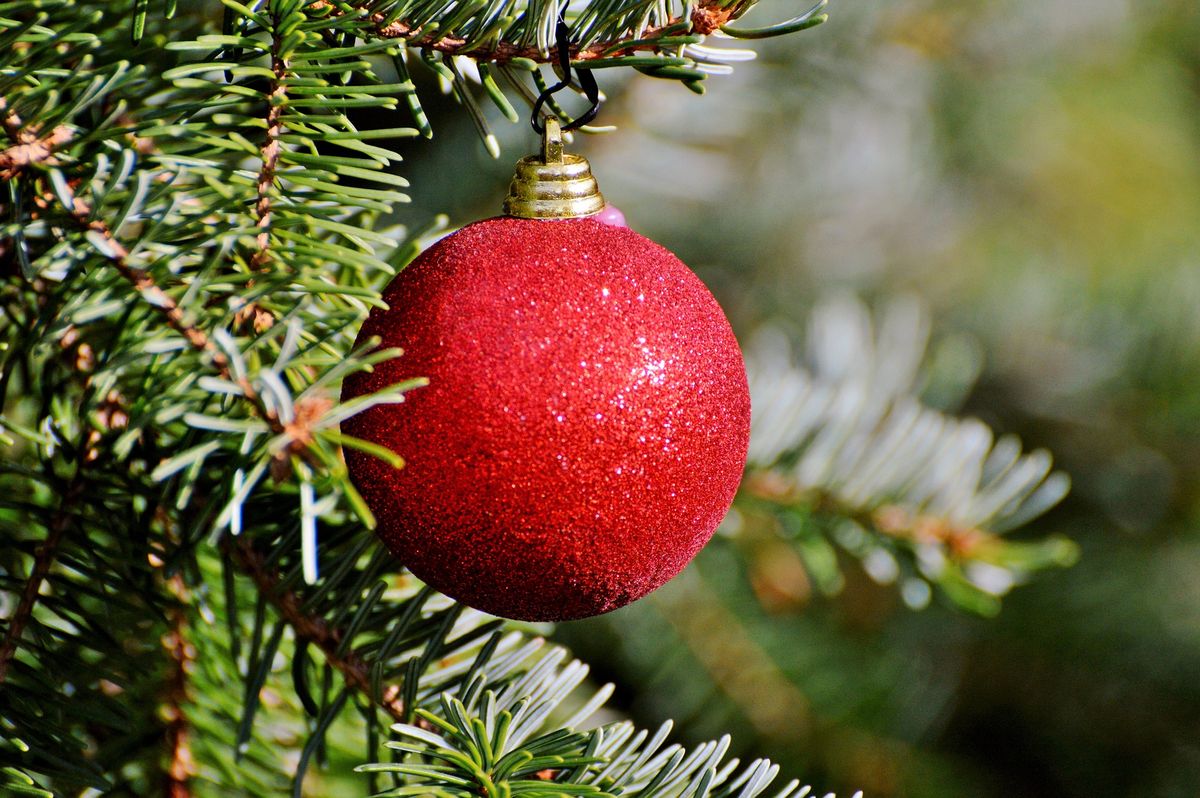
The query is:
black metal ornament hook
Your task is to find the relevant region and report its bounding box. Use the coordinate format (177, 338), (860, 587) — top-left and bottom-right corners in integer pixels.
(531, 14), (601, 133)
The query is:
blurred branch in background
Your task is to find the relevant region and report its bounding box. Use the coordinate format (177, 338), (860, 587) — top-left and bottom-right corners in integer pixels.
(738, 295), (1076, 617)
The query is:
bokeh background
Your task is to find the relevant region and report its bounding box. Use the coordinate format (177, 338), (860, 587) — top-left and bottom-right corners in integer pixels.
(391, 1), (1200, 794)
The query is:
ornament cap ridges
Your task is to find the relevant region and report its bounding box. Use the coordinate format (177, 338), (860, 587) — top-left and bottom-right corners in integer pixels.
(503, 117), (606, 219)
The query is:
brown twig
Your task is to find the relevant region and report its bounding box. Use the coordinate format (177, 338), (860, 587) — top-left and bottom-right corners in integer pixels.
(0, 478), (84, 685)
(162, 575), (195, 798)
(0, 98), (73, 180)
(0, 124), (72, 180)
(366, 0), (743, 64)
(742, 471), (996, 559)
(229, 539), (406, 722)
(1, 98), (22, 138)
(250, 28), (288, 272)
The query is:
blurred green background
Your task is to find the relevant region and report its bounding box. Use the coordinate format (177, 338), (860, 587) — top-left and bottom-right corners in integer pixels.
(391, 1), (1200, 794)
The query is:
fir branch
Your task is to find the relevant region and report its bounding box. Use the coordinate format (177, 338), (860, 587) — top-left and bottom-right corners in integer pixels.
(228, 538), (407, 721)
(56, 185), (288, 438)
(0, 476), (84, 686)
(742, 298), (1077, 613)
(366, 0), (743, 64)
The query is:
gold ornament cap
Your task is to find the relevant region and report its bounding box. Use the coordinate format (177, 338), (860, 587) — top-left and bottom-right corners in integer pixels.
(503, 117), (606, 219)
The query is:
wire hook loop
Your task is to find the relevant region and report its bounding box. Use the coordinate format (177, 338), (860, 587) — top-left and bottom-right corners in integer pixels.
(531, 13), (601, 134)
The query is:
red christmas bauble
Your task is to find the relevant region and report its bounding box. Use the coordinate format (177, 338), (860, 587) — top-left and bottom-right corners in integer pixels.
(341, 216), (750, 620)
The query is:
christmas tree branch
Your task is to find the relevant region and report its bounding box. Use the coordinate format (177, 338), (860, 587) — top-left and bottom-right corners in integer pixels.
(742, 303), (1077, 613)
(365, 0), (742, 64)
(55, 186), (288, 438)
(0, 476), (84, 685)
(738, 461), (1077, 614)
(228, 538), (406, 722)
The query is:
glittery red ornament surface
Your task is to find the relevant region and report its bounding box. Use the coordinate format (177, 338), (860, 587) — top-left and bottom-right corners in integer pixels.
(341, 216), (750, 621)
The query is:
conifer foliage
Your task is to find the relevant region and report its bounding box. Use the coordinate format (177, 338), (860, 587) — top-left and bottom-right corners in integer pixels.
(0, 1), (1062, 796)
